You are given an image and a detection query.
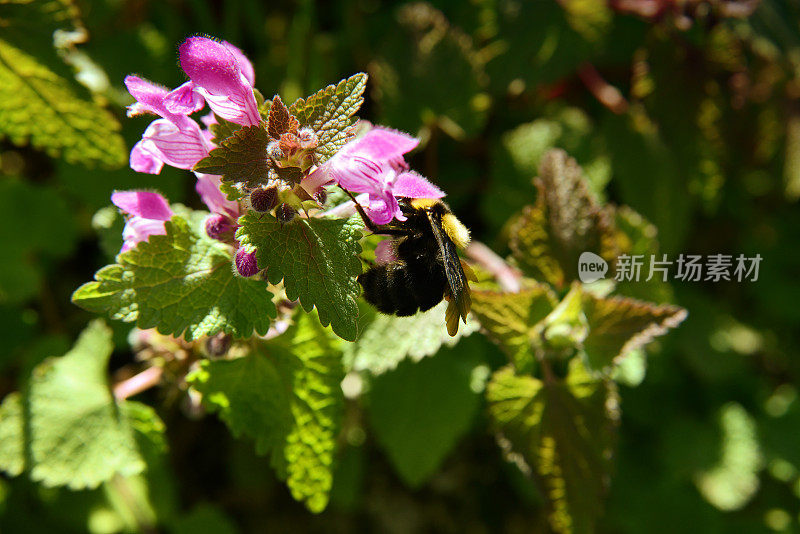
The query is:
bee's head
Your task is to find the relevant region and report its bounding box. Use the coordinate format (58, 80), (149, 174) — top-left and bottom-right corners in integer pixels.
(409, 198), (471, 250)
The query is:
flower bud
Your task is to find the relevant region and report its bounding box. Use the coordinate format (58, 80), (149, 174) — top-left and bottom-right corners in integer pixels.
(205, 333), (232, 358)
(205, 214), (236, 241)
(235, 247), (259, 277)
(275, 203), (297, 225)
(267, 140), (285, 161)
(250, 186), (279, 212)
(298, 127), (318, 149)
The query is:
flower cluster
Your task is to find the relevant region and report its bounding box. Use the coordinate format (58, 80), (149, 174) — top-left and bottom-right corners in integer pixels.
(114, 35), (444, 276)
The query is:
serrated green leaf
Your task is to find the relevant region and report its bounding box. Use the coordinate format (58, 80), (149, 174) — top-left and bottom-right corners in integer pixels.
(289, 72), (366, 162)
(72, 214), (276, 340)
(470, 286), (557, 371)
(238, 213), (362, 340)
(193, 125), (270, 188)
(581, 292), (687, 374)
(510, 149), (617, 289)
(209, 114), (242, 146)
(267, 95), (299, 139)
(188, 312), (344, 512)
(22, 320), (148, 489)
(344, 301), (479, 375)
(368, 340), (484, 487)
(487, 361), (619, 534)
(0, 1), (126, 167)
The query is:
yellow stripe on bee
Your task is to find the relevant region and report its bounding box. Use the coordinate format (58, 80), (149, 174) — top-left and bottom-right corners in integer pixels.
(410, 198), (439, 209)
(442, 213), (470, 249)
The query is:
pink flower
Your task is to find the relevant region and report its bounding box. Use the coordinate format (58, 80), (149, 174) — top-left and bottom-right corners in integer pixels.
(125, 76), (211, 173)
(171, 37), (260, 127)
(195, 173), (240, 219)
(304, 127), (443, 224)
(111, 191), (173, 253)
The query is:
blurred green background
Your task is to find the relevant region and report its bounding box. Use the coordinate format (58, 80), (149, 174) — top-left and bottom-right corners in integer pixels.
(2, 0), (800, 532)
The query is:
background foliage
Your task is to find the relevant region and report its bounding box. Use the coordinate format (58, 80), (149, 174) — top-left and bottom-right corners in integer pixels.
(1, 0), (799, 532)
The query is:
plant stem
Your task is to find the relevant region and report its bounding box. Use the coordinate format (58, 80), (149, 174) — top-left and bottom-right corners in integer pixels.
(113, 366), (163, 401)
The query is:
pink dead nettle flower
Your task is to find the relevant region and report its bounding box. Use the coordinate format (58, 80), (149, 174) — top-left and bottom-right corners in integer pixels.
(302, 126), (444, 225)
(111, 191), (174, 253)
(166, 37), (260, 127)
(125, 76), (212, 174)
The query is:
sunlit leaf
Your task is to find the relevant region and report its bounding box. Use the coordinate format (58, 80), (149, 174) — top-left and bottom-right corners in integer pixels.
(237, 213), (362, 340)
(487, 361), (619, 534)
(73, 214), (276, 340)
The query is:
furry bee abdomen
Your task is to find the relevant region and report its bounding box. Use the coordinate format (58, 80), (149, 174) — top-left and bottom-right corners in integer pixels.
(358, 259), (447, 316)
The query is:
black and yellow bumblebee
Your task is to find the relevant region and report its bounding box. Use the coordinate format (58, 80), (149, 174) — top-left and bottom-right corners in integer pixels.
(351, 197), (475, 336)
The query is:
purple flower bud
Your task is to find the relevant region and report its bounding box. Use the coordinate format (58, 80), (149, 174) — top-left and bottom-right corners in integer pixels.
(250, 186), (279, 212)
(275, 203), (297, 225)
(235, 247), (259, 277)
(205, 214), (236, 241)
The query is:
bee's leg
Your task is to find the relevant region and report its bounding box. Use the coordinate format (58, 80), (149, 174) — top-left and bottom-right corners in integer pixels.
(340, 187), (409, 237)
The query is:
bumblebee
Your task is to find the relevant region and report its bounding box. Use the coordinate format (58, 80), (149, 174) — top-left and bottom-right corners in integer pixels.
(352, 197), (475, 336)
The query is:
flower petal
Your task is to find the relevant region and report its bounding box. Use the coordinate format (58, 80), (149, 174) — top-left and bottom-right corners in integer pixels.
(345, 126), (418, 162)
(391, 171), (445, 199)
(130, 140), (164, 174)
(125, 75), (196, 131)
(142, 119), (209, 170)
(329, 155), (385, 193)
(365, 192), (404, 225)
(164, 81), (205, 114)
(178, 37), (259, 126)
(222, 40), (255, 86)
(195, 172), (240, 218)
(111, 191), (173, 220)
(121, 218), (168, 251)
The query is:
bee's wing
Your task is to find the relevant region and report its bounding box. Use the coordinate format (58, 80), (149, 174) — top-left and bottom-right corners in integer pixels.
(426, 210), (471, 333)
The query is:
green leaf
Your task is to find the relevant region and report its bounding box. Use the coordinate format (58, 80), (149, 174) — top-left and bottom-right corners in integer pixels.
(289, 72), (366, 162)
(581, 291), (687, 374)
(72, 214), (276, 341)
(344, 300), (479, 375)
(209, 114), (242, 146)
(0, 392), (24, 477)
(0, 1), (126, 167)
(368, 340), (484, 487)
(193, 125), (271, 188)
(470, 285), (557, 371)
(237, 213), (362, 341)
(509, 149), (617, 289)
(487, 361), (619, 534)
(0, 321), (155, 489)
(187, 312), (344, 512)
